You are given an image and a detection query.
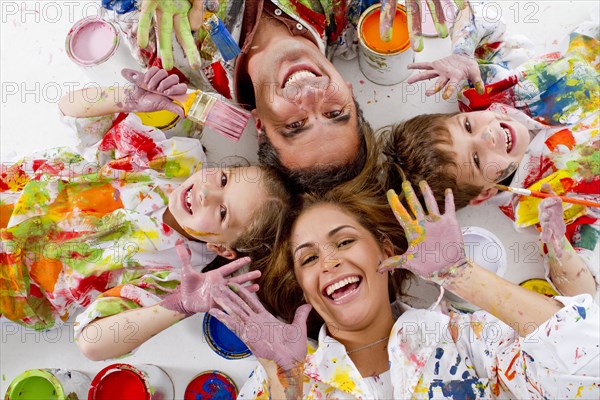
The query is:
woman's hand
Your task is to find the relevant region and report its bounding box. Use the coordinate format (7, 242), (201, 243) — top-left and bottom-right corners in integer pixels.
(380, 181), (468, 286)
(160, 243), (260, 316)
(120, 67), (188, 116)
(210, 282), (311, 372)
(137, 0), (203, 70)
(407, 54), (484, 99)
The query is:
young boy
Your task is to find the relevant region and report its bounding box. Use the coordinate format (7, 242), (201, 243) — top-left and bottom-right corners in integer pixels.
(384, 15), (599, 298)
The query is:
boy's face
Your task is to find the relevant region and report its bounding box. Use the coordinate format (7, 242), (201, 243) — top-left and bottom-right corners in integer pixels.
(442, 111), (530, 192)
(168, 166), (266, 245)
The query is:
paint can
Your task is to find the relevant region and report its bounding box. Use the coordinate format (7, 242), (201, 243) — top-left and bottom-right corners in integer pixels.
(519, 279), (559, 297)
(357, 3), (414, 85)
(88, 363), (174, 400)
(65, 16), (141, 87)
(4, 368), (90, 400)
(203, 313), (251, 360)
(184, 371), (237, 400)
(445, 226), (508, 310)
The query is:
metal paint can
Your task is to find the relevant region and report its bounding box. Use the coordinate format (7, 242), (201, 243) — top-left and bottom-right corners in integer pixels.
(184, 370), (238, 400)
(203, 313), (252, 360)
(88, 363), (174, 400)
(357, 3), (414, 86)
(65, 16), (141, 86)
(5, 368), (90, 400)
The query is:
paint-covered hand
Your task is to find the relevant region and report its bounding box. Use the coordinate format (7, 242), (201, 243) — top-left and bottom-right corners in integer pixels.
(380, 181), (468, 286)
(137, 0), (202, 70)
(538, 184), (567, 259)
(407, 54), (484, 100)
(210, 283), (312, 372)
(160, 243), (260, 316)
(406, 0), (466, 51)
(120, 67), (187, 116)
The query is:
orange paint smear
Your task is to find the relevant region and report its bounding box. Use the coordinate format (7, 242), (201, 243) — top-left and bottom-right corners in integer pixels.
(361, 7), (410, 53)
(183, 226), (219, 238)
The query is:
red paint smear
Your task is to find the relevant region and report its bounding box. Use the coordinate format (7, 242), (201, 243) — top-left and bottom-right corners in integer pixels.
(70, 271), (111, 307)
(100, 119), (163, 165)
(504, 351), (520, 381)
(566, 215), (597, 244)
(498, 204), (515, 220)
(545, 128), (575, 152)
(91, 368), (148, 400)
(571, 176), (600, 195)
(521, 155), (554, 188)
(205, 62), (232, 100)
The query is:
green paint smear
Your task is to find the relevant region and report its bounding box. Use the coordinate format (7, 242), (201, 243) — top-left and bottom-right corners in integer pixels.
(8, 376), (59, 400)
(164, 160), (182, 177)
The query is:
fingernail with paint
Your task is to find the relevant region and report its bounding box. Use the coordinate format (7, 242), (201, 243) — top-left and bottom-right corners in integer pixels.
(475, 81), (485, 95)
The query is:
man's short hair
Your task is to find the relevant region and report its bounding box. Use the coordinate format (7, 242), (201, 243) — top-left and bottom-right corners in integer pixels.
(258, 99), (372, 194)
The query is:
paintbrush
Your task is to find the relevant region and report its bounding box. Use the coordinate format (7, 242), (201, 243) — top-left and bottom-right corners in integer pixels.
(379, 0), (397, 41)
(203, 14), (241, 62)
(495, 184), (600, 208)
(122, 69), (250, 141)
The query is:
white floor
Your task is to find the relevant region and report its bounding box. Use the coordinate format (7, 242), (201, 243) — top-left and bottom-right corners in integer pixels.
(1, 1), (597, 398)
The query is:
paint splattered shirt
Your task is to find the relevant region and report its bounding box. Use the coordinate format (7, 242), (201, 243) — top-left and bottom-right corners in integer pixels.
(0, 113), (215, 331)
(239, 295), (600, 399)
(108, 0), (378, 105)
(453, 17), (600, 293)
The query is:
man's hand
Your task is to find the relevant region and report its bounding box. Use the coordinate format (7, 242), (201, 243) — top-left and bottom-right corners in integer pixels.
(137, 0), (203, 70)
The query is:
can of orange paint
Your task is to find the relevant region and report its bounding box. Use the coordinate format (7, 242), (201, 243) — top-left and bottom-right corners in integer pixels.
(357, 3), (414, 85)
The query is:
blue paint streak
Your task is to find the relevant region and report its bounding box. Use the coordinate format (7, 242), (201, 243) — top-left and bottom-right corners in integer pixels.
(449, 354), (461, 375)
(574, 305), (586, 319)
(428, 378), (487, 400)
(434, 348), (444, 375)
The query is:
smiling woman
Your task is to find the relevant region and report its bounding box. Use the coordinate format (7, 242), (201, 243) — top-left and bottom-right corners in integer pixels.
(207, 173), (600, 399)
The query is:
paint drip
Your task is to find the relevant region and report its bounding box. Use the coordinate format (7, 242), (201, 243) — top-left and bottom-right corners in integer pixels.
(184, 371), (237, 400)
(5, 368), (90, 400)
(203, 313), (251, 360)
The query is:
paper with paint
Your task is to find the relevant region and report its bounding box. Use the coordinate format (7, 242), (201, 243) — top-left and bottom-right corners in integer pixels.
(137, 0), (201, 70)
(209, 282), (312, 372)
(381, 181), (468, 286)
(407, 53), (484, 99)
(121, 67), (187, 116)
(160, 243), (259, 316)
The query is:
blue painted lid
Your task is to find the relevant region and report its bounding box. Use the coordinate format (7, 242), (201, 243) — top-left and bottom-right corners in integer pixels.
(202, 313), (251, 360)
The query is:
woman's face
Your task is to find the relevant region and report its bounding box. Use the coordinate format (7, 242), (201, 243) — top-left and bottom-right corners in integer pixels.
(291, 203), (392, 332)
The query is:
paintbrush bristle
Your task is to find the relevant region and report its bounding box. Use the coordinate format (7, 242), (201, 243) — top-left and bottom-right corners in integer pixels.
(187, 92), (250, 141)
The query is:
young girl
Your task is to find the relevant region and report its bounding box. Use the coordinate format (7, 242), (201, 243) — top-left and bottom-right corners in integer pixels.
(382, 9), (599, 298)
(208, 179), (599, 399)
(0, 69), (290, 358)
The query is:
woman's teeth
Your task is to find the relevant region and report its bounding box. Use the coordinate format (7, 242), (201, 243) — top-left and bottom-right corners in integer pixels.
(325, 276), (360, 297)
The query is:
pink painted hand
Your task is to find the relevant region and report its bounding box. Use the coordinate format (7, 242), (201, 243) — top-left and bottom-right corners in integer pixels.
(407, 54), (484, 99)
(120, 67), (187, 116)
(406, 0), (466, 51)
(209, 282), (312, 372)
(380, 181), (468, 286)
(160, 243), (260, 316)
(137, 0), (202, 70)
(538, 183), (567, 259)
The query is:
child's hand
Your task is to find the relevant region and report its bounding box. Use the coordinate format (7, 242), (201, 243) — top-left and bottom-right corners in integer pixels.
(538, 184), (567, 258)
(210, 283), (311, 372)
(120, 67), (187, 116)
(407, 54), (484, 100)
(160, 243), (260, 316)
(380, 181), (468, 286)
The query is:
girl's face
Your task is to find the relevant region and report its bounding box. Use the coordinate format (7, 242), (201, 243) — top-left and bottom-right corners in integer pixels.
(291, 203), (392, 332)
(442, 111), (530, 188)
(168, 166), (266, 245)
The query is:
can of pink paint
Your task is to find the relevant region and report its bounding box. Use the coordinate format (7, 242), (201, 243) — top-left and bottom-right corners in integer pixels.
(65, 17), (141, 86)
(5, 368), (91, 400)
(88, 363), (174, 400)
(357, 4), (414, 85)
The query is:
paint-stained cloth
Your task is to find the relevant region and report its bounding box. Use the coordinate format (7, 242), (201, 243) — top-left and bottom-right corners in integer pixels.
(239, 295), (600, 399)
(0, 113), (215, 331)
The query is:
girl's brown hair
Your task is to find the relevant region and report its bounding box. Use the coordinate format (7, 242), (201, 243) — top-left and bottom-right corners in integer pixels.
(379, 113), (484, 211)
(256, 161), (413, 338)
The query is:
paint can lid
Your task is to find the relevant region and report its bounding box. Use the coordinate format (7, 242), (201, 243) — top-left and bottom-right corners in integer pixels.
(6, 369), (65, 400)
(203, 313), (251, 359)
(65, 17), (119, 67)
(519, 279), (559, 297)
(184, 370), (238, 400)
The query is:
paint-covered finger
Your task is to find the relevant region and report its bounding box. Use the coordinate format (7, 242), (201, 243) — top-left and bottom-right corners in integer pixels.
(444, 188), (456, 215)
(379, 0), (397, 42)
(147, 67), (169, 91)
(142, 66), (161, 87)
(208, 308), (241, 335)
(406, 0), (423, 52)
(137, 0), (157, 48)
(174, 13), (201, 69)
(407, 62), (434, 70)
(465, 66), (484, 95)
(407, 71), (439, 84)
(426, 0), (448, 38)
(377, 255), (404, 272)
(157, 97), (185, 117)
(215, 284), (253, 319)
(453, 0), (466, 10)
(217, 256), (252, 277)
(165, 83), (188, 96)
(293, 304), (312, 336)
(229, 270), (261, 286)
(419, 181), (440, 216)
(244, 283), (260, 293)
(403, 180), (425, 220)
(386, 189), (412, 229)
(442, 78), (460, 100)
(540, 183), (555, 194)
(228, 282), (264, 315)
(157, 11), (175, 70)
(175, 242), (192, 267)
(425, 77), (448, 96)
(156, 74), (180, 93)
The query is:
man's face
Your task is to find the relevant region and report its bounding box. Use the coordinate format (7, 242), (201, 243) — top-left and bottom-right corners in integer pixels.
(249, 35), (360, 170)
